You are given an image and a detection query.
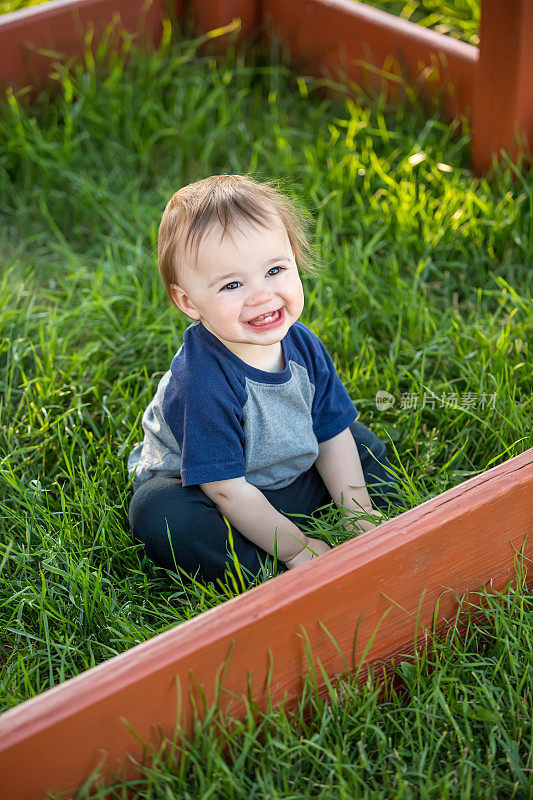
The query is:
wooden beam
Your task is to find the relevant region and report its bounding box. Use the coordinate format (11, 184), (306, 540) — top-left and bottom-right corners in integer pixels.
(0, 449), (531, 800)
(472, 0), (533, 174)
(193, 0), (261, 50)
(259, 0), (477, 120)
(0, 0), (178, 94)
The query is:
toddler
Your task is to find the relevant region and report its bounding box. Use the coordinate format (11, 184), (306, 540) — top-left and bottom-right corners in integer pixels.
(127, 174), (401, 588)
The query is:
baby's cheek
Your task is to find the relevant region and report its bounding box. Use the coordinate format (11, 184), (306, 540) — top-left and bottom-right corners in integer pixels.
(215, 294), (233, 309)
(291, 279), (305, 308)
(222, 298), (242, 319)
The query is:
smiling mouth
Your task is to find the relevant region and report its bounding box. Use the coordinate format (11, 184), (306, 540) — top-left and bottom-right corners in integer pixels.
(246, 308), (283, 326)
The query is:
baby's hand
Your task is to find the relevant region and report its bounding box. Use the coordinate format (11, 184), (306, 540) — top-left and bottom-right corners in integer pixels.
(341, 507), (385, 535)
(284, 537), (332, 569)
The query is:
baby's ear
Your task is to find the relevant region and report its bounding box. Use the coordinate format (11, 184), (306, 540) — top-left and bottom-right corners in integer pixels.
(169, 284), (180, 309)
(169, 284), (200, 320)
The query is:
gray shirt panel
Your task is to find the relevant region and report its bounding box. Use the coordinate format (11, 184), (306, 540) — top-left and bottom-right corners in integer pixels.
(241, 360), (317, 489)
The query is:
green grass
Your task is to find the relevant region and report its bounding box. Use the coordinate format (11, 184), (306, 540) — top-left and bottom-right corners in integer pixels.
(0, 10), (531, 798)
(0, 0), (480, 46)
(0, 0), (42, 14)
(365, 0), (479, 45)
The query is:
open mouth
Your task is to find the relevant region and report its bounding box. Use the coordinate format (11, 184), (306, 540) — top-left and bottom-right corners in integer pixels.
(245, 307), (284, 329)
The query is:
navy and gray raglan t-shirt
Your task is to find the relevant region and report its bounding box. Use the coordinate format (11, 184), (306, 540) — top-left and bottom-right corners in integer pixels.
(126, 319), (358, 492)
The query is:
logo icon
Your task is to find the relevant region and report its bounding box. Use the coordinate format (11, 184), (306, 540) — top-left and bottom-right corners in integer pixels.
(375, 390), (395, 410)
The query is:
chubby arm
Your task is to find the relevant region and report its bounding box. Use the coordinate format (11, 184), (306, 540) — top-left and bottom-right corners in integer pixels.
(315, 427), (372, 510)
(314, 428), (384, 531)
(199, 477), (310, 562)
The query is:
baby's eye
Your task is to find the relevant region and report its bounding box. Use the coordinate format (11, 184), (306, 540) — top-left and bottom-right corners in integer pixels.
(220, 266), (285, 292)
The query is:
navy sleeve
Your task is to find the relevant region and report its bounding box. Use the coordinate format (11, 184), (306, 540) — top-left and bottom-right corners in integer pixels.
(309, 332), (358, 443)
(162, 372), (246, 487)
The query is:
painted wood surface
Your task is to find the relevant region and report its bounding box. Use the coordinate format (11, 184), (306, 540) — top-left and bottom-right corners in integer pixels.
(0, 449), (531, 799)
(0, 0), (477, 121)
(1, 0), (532, 173)
(472, 0), (533, 174)
(259, 0), (476, 120)
(0, 0), (175, 92)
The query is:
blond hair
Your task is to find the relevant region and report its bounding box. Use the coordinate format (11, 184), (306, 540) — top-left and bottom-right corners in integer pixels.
(157, 174), (323, 308)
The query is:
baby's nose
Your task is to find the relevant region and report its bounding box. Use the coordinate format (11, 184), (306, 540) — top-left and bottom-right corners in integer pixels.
(247, 287), (274, 305)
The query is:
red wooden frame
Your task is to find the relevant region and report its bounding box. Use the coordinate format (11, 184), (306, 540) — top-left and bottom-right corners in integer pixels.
(0, 0), (175, 90)
(473, 0), (533, 173)
(0, 1), (531, 796)
(0, 449), (531, 799)
(0, 0), (531, 173)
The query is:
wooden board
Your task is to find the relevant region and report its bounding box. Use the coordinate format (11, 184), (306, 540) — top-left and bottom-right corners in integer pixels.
(0, 0), (477, 114)
(0, 449), (531, 799)
(0, 0), (177, 93)
(472, 0), (533, 173)
(259, 0), (476, 119)
(1, 0), (532, 173)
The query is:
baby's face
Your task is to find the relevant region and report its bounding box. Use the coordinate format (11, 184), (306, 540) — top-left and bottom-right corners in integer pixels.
(170, 213), (304, 356)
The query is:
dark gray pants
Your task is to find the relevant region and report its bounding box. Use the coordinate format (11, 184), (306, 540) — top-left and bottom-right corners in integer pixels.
(128, 418), (401, 588)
